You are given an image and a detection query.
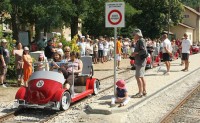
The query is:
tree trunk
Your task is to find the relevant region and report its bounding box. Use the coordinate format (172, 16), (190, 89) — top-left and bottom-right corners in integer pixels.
(43, 26), (47, 37)
(35, 24), (41, 42)
(11, 4), (19, 41)
(71, 16), (79, 39)
(71, 0), (80, 39)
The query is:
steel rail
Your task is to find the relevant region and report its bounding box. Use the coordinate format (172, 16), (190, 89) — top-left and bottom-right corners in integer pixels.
(159, 83), (200, 123)
(0, 108), (23, 122)
(0, 69), (131, 123)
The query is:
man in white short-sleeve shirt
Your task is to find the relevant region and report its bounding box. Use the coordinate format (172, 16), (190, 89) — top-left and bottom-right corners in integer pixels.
(181, 33), (192, 71)
(162, 34), (172, 75)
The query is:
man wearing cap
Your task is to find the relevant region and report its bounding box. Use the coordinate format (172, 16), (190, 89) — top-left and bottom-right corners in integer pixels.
(131, 29), (147, 98)
(45, 39), (55, 60)
(180, 33), (192, 71)
(0, 39), (9, 87)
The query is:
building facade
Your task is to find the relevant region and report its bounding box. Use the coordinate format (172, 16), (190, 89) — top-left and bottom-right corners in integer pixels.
(170, 5), (200, 44)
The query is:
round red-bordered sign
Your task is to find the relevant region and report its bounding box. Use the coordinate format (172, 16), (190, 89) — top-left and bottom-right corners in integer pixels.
(108, 9), (122, 25)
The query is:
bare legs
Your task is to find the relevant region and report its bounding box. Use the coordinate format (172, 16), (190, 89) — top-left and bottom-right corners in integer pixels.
(164, 61), (170, 72)
(0, 75), (4, 85)
(117, 61), (120, 68)
(135, 76), (146, 95)
(182, 60), (189, 71)
(185, 60), (189, 70)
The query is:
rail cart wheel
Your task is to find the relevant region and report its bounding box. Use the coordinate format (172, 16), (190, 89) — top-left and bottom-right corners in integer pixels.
(60, 91), (71, 111)
(93, 80), (100, 95)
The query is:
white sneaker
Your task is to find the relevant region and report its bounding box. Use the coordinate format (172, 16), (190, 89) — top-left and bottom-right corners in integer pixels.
(2, 84), (7, 88)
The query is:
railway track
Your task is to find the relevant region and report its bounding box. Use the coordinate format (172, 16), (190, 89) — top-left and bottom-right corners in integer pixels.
(0, 68), (133, 123)
(160, 84), (200, 123)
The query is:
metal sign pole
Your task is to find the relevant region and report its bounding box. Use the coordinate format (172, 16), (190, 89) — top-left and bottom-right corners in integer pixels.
(114, 27), (117, 96)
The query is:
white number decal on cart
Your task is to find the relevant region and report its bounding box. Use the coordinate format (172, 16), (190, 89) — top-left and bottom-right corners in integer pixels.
(36, 80), (44, 88)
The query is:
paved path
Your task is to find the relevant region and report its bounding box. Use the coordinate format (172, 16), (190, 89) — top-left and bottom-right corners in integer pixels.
(79, 53), (200, 122)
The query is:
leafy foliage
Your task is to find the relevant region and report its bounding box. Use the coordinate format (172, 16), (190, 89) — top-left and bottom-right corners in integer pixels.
(82, 0), (138, 38)
(0, 25), (3, 38)
(180, 0), (200, 9)
(126, 0), (184, 39)
(70, 35), (80, 52)
(0, 0), (185, 40)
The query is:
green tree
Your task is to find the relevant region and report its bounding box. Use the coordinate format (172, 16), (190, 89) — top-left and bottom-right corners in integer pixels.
(82, 0), (138, 38)
(20, 0), (72, 41)
(127, 0), (184, 39)
(180, 0), (200, 9)
(0, 0), (21, 40)
(0, 0), (73, 42)
(68, 0), (89, 39)
(0, 25), (3, 38)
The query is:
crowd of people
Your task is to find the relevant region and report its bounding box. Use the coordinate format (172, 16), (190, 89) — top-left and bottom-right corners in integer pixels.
(0, 29), (194, 109)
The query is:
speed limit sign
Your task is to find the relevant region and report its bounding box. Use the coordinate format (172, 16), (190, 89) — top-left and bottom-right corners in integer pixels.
(105, 2), (125, 27)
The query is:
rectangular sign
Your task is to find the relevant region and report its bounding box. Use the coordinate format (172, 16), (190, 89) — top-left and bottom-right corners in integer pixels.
(105, 2), (125, 27)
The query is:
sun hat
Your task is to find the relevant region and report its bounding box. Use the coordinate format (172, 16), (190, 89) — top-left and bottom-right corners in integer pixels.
(24, 47), (29, 51)
(116, 80), (126, 89)
(133, 29), (143, 37)
(39, 53), (44, 58)
(1, 39), (7, 43)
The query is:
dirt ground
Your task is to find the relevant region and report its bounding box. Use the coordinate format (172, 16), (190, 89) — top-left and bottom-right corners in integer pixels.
(0, 87), (19, 103)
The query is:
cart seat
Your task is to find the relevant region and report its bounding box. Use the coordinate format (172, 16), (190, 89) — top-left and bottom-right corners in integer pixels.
(75, 56), (93, 86)
(80, 56), (93, 76)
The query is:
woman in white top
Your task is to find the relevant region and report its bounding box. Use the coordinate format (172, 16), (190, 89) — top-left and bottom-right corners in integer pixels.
(85, 38), (93, 56)
(122, 38), (130, 59)
(78, 37), (86, 56)
(93, 39), (99, 64)
(98, 38), (104, 63)
(60, 51), (83, 90)
(103, 39), (109, 62)
(109, 37), (114, 59)
(86, 39), (94, 57)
